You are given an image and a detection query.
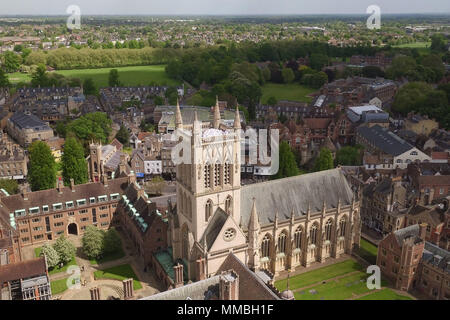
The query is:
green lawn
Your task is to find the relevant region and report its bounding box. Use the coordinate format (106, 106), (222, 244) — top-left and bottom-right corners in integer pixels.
(89, 248), (126, 265)
(34, 247), (42, 258)
(50, 278), (70, 295)
(357, 288), (413, 300)
(275, 259), (363, 291)
(94, 264), (142, 290)
(48, 256), (78, 275)
(393, 42), (431, 48)
(8, 65), (180, 87)
(356, 238), (378, 265)
(261, 82), (316, 104)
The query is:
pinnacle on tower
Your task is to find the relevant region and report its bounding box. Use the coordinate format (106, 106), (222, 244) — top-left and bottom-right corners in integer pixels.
(175, 98), (183, 129)
(248, 198), (260, 231)
(233, 105), (241, 130)
(213, 96), (221, 129)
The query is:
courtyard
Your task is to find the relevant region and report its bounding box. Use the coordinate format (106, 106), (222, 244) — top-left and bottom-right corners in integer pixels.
(274, 259), (414, 300)
(29, 230), (164, 300)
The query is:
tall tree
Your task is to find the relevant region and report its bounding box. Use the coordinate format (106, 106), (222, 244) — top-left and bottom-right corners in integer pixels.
(41, 243), (60, 269)
(82, 225), (104, 259)
(271, 141), (300, 180)
(53, 235), (76, 264)
(0, 68), (10, 87)
(62, 137), (88, 186)
(108, 69), (121, 87)
(0, 179), (19, 194)
(28, 141), (56, 191)
(313, 148), (334, 172)
(102, 228), (122, 255)
(115, 125), (130, 146)
(83, 78), (96, 95)
(2, 51), (20, 73)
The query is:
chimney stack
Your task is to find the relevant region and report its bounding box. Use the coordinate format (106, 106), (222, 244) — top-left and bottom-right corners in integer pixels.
(173, 263), (184, 288)
(219, 271), (239, 300)
(57, 177), (64, 193)
(90, 287), (101, 300)
(419, 223), (427, 241)
(102, 175), (108, 187)
(196, 257), (206, 281)
(70, 178), (75, 192)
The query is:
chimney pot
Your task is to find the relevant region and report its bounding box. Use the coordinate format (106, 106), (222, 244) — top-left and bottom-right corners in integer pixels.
(419, 223), (427, 241)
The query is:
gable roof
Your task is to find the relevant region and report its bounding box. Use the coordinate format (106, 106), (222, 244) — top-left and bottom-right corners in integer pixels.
(393, 224), (421, 246)
(240, 168), (354, 228)
(357, 125), (413, 156)
(0, 257), (47, 282)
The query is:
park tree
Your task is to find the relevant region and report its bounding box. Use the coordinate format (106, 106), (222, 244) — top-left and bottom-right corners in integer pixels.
(115, 125), (130, 146)
(31, 64), (49, 87)
(66, 112), (112, 146)
(313, 148), (334, 172)
(267, 96), (278, 106)
(430, 34), (447, 52)
(281, 68), (295, 84)
(335, 146), (363, 166)
(362, 66), (385, 78)
(145, 176), (166, 196)
(82, 225), (104, 259)
(0, 68), (10, 87)
(108, 69), (121, 87)
(83, 78), (96, 95)
(53, 235), (76, 265)
(309, 53), (329, 71)
(0, 179), (19, 194)
(28, 141), (56, 191)
(102, 228), (122, 255)
(2, 51), (21, 73)
(62, 137), (89, 186)
(41, 243), (60, 269)
(271, 141), (300, 180)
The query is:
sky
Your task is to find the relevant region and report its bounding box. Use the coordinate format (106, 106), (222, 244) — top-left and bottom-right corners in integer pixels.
(1, 0), (450, 15)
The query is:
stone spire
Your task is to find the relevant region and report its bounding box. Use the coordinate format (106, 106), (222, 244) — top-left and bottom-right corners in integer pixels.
(247, 198), (260, 271)
(175, 98), (183, 129)
(233, 105), (241, 130)
(248, 198), (260, 232)
(213, 96), (221, 129)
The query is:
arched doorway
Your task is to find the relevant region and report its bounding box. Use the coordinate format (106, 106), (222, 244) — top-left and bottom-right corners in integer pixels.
(68, 223), (78, 235)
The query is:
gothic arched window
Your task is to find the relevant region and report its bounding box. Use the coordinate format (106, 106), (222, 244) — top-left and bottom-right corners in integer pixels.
(339, 217), (347, 237)
(260, 234), (271, 258)
(325, 219), (333, 241)
(277, 231), (287, 254)
(225, 196), (232, 215)
(294, 226), (302, 249)
(205, 199), (213, 222)
(309, 224), (318, 245)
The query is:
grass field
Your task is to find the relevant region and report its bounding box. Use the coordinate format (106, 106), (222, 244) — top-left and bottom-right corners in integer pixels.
(34, 247), (42, 258)
(393, 42), (431, 48)
(294, 271), (387, 300)
(94, 264), (142, 290)
(8, 65), (180, 87)
(89, 248), (125, 265)
(261, 82), (316, 104)
(50, 278), (70, 295)
(275, 259), (363, 292)
(357, 288), (413, 300)
(356, 238), (378, 265)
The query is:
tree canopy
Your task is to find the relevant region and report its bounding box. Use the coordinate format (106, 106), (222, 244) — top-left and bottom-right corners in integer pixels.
(271, 141), (300, 180)
(28, 141), (56, 191)
(313, 148), (334, 172)
(53, 235), (76, 264)
(62, 137), (89, 186)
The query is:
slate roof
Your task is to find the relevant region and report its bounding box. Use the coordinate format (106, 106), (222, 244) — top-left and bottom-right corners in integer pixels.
(0, 177), (128, 214)
(217, 253), (280, 300)
(240, 168), (354, 228)
(357, 125), (413, 156)
(393, 224), (421, 246)
(9, 112), (51, 130)
(0, 257), (47, 282)
(423, 242), (450, 274)
(142, 275), (221, 300)
(200, 207), (228, 250)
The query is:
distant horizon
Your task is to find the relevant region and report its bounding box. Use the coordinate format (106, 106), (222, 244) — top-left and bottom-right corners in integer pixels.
(1, 0), (450, 16)
(1, 13), (450, 17)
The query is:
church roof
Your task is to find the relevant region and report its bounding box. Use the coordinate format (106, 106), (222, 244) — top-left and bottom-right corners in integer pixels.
(240, 168), (354, 228)
(200, 207), (228, 251)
